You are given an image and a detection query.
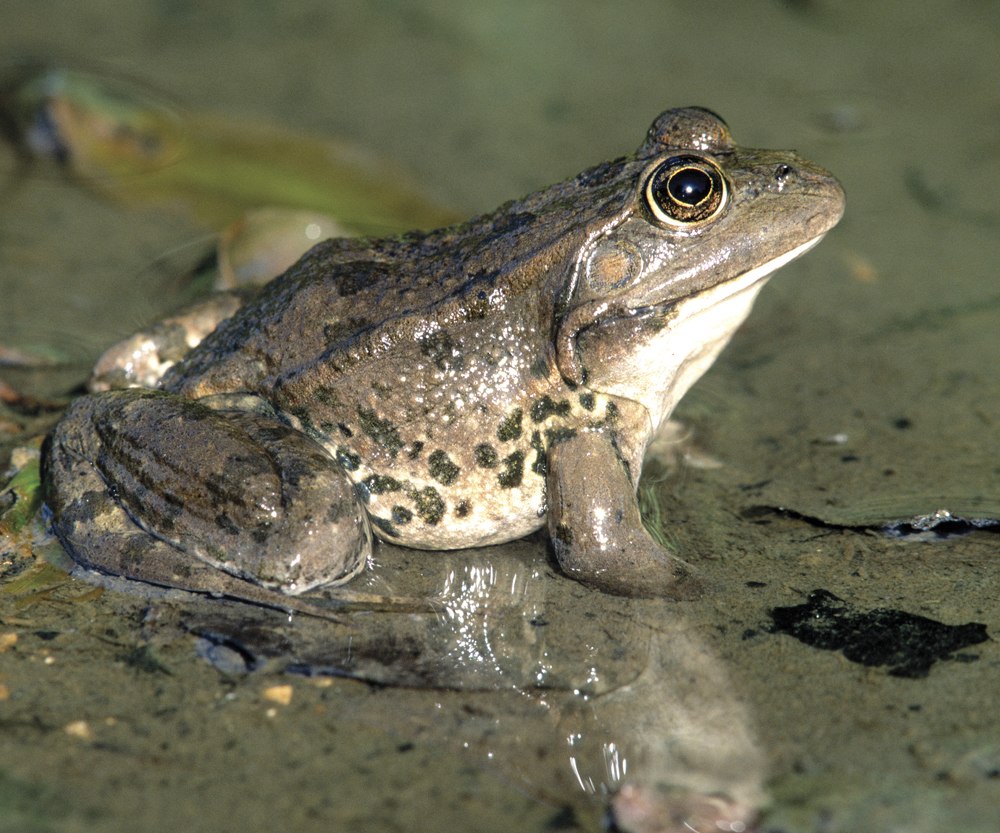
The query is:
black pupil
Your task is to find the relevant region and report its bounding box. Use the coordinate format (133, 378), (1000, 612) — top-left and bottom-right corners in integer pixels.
(667, 167), (712, 206)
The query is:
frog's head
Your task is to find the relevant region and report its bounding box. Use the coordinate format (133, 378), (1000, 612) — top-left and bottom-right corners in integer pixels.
(555, 107), (844, 431)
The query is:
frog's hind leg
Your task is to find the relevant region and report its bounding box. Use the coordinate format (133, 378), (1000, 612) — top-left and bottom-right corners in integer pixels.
(44, 389), (371, 608)
(45, 465), (350, 623)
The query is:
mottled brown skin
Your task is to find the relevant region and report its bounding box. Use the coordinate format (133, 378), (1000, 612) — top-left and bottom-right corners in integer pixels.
(44, 108), (845, 601)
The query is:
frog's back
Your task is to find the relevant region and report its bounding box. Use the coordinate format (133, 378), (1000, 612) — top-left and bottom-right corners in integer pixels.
(162, 156), (636, 400)
(161, 233), (472, 399)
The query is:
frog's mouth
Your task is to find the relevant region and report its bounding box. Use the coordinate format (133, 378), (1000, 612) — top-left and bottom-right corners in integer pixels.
(656, 233), (825, 319)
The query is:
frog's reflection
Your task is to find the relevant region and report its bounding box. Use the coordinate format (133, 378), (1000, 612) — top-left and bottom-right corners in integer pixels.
(185, 540), (765, 832)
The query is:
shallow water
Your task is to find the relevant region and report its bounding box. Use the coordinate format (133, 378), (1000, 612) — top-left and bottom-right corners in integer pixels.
(2, 1), (1000, 831)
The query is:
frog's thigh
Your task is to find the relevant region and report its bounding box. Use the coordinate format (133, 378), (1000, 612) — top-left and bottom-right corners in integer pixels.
(45, 428), (211, 589)
(46, 391), (370, 595)
(545, 430), (704, 599)
(45, 444), (268, 598)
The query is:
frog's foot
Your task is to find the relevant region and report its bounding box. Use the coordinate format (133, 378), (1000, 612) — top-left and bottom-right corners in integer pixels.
(88, 290), (249, 391)
(53, 521), (353, 624)
(44, 389), (371, 603)
(546, 429), (706, 600)
(553, 530), (705, 600)
(610, 783), (758, 833)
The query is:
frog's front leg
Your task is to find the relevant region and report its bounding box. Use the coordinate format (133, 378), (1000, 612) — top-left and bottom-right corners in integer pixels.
(45, 389), (370, 597)
(545, 424), (704, 600)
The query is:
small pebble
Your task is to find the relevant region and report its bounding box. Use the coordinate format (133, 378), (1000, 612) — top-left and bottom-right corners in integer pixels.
(64, 720), (93, 740)
(263, 684), (293, 705)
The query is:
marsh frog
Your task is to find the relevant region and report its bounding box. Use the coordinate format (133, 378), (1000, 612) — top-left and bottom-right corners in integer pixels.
(44, 108), (844, 603)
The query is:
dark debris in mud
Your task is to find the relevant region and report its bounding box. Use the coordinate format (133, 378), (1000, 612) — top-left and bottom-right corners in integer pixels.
(743, 503), (1000, 542)
(764, 589), (989, 678)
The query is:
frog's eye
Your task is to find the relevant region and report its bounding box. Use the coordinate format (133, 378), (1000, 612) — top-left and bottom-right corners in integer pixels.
(645, 155), (728, 227)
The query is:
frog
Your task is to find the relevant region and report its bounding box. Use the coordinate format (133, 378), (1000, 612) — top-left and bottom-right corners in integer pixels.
(43, 107), (844, 606)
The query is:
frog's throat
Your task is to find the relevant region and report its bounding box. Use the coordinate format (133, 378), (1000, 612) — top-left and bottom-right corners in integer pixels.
(555, 233), (826, 389)
(615, 232), (829, 431)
